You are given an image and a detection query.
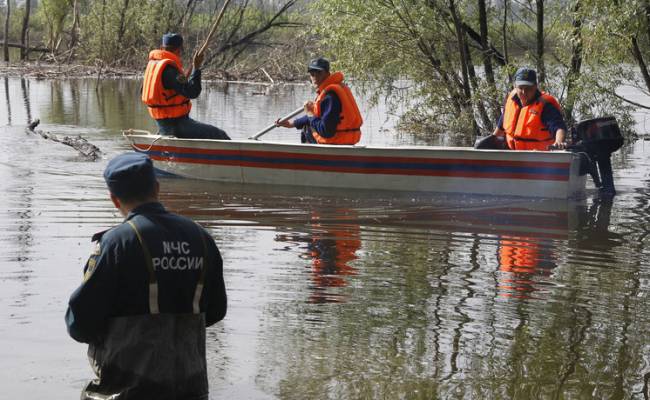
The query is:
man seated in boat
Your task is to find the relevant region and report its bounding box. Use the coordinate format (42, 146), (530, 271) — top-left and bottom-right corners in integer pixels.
(142, 33), (230, 140)
(275, 57), (363, 145)
(492, 67), (567, 151)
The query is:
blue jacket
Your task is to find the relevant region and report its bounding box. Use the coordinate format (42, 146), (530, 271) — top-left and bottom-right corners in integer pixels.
(294, 92), (342, 139)
(65, 202), (227, 344)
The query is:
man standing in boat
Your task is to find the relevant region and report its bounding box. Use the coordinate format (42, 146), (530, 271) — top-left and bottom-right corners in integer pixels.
(142, 33), (230, 140)
(493, 67), (567, 150)
(65, 152), (227, 399)
(275, 57), (363, 144)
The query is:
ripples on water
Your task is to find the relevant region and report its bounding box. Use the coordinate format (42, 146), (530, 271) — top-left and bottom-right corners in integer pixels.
(1, 77), (650, 399)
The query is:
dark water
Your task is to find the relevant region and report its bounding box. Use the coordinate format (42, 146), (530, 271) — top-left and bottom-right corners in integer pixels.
(1, 76), (650, 399)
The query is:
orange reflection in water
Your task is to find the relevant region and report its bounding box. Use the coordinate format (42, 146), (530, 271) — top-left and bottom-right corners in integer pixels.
(496, 235), (556, 299)
(307, 211), (360, 304)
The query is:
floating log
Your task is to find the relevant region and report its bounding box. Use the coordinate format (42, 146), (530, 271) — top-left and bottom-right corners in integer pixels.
(26, 119), (102, 161)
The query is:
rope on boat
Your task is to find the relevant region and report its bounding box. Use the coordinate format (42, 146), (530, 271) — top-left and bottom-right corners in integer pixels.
(122, 129), (162, 153)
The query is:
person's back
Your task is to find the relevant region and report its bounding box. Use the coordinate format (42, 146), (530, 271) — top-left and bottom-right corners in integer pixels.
(142, 32), (230, 141)
(66, 153), (227, 400)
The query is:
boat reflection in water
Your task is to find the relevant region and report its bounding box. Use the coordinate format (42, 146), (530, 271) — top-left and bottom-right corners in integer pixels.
(155, 176), (615, 304)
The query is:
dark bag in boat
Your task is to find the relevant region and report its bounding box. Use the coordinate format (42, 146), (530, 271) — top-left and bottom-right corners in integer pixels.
(573, 117), (624, 155)
(474, 134), (508, 150)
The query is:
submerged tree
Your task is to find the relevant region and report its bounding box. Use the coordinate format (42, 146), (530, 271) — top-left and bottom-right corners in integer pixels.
(313, 0), (646, 141)
(312, 0), (510, 142)
(20, 0), (31, 60)
(3, 0), (10, 61)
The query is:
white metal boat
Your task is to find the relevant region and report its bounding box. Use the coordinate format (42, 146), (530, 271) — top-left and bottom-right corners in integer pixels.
(122, 130), (588, 199)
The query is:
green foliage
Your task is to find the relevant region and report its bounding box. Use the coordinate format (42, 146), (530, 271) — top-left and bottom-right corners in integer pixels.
(79, 0), (172, 66)
(313, 0), (647, 140)
(2, 0), (301, 72)
(312, 0), (487, 138)
(34, 0), (71, 49)
(3, 0), (648, 139)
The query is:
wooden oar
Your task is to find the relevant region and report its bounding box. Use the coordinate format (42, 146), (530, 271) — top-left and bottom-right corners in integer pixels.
(196, 0), (233, 60)
(249, 107), (304, 140)
(185, 0), (231, 77)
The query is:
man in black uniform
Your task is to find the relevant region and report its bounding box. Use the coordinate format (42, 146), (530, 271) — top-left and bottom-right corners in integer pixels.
(65, 152), (227, 399)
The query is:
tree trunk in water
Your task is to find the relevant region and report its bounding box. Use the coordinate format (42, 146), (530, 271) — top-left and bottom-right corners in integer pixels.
(645, 0), (650, 45)
(100, 0), (107, 62)
(502, 0), (509, 67)
(117, 0), (131, 45)
(448, 1), (471, 100)
(631, 37), (650, 93)
(464, 38), (493, 132)
(536, 0), (545, 86)
(449, 0), (479, 136)
(564, 1), (583, 125)
(478, 0), (495, 86)
(20, 0), (31, 60)
(637, 0), (650, 92)
(67, 0), (80, 62)
(477, 0), (499, 119)
(418, 38), (464, 115)
(3, 0), (10, 62)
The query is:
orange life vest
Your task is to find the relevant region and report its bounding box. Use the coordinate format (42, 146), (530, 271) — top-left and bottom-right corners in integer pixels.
(141, 49), (192, 120)
(311, 72), (363, 145)
(502, 89), (563, 151)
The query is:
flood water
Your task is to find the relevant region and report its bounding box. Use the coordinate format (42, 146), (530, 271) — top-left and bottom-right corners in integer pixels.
(1, 75), (650, 399)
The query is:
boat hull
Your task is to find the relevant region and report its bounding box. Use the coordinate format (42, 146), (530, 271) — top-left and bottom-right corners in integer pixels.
(123, 133), (587, 199)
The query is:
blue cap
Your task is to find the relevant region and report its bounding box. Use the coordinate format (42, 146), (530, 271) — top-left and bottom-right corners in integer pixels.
(162, 33), (183, 48)
(103, 153), (156, 199)
(307, 57), (330, 73)
(514, 67), (537, 86)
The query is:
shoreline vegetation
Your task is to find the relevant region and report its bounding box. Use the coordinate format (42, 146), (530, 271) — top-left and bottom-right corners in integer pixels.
(0, 61), (306, 85)
(2, 0), (650, 140)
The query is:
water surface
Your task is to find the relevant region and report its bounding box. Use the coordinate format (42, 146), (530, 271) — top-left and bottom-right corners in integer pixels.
(1, 76), (650, 399)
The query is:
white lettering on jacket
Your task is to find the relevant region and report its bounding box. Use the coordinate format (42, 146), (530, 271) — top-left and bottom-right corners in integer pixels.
(162, 241), (191, 255)
(153, 241), (202, 271)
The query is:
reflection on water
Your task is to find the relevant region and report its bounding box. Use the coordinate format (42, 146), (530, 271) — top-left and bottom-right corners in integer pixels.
(20, 78), (32, 124)
(1, 76), (650, 398)
(4, 76), (11, 126)
(304, 211), (360, 304)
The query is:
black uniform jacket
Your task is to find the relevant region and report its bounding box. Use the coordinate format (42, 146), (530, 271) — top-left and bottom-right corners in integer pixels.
(65, 202), (227, 344)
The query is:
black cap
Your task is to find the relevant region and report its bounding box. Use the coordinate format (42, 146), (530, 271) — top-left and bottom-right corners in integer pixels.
(103, 152), (156, 199)
(514, 67), (537, 86)
(162, 33), (183, 48)
(307, 57), (330, 73)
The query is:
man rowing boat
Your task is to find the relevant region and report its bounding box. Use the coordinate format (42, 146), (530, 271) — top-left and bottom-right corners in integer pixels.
(275, 57), (364, 145)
